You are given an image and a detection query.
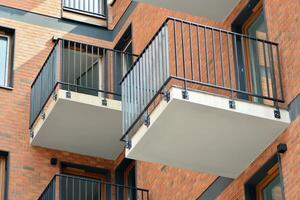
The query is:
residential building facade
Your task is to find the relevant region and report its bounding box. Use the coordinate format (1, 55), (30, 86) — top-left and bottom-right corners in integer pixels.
(0, 0), (299, 199)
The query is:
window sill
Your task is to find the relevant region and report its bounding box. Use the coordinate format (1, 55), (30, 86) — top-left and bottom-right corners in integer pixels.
(62, 8), (108, 27)
(0, 85), (13, 91)
(63, 7), (107, 20)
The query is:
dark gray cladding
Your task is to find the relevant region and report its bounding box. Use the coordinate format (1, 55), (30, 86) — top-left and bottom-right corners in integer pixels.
(289, 93), (300, 121)
(197, 176), (233, 200)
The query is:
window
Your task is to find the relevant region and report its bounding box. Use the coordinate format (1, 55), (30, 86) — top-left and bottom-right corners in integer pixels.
(245, 156), (283, 200)
(63, 0), (106, 16)
(0, 153), (8, 200)
(256, 164), (283, 200)
(242, 0), (273, 104)
(60, 162), (110, 200)
(0, 28), (14, 88)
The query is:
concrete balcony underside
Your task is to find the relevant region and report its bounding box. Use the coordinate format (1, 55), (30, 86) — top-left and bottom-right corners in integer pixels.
(134, 0), (240, 21)
(126, 87), (290, 178)
(31, 89), (123, 160)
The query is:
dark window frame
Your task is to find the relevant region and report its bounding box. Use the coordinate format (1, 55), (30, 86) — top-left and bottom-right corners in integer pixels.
(0, 26), (15, 90)
(244, 155), (283, 200)
(0, 151), (9, 200)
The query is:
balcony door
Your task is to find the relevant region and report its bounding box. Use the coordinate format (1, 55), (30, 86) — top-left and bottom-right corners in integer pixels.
(242, 1), (271, 103)
(60, 165), (106, 200)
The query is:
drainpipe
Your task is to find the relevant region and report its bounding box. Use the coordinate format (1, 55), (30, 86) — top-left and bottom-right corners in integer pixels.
(277, 143), (287, 200)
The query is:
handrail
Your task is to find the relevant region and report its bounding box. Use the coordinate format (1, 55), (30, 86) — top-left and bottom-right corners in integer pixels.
(30, 38), (137, 129)
(120, 17), (279, 83)
(121, 16), (284, 140)
(37, 173), (150, 200)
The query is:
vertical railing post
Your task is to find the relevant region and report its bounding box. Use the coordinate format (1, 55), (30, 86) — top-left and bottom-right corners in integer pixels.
(180, 21), (188, 99)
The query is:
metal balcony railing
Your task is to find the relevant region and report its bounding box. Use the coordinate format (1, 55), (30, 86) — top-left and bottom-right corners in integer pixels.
(38, 174), (149, 200)
(121, 17), (284, 140)
(30, 38), (137, 129)
(63, 0), (107, 17)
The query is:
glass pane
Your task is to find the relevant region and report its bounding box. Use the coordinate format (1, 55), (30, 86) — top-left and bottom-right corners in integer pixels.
(0, 37), (8, 87)
(262, 175), (283, 200)
(247, 11), (271, 103)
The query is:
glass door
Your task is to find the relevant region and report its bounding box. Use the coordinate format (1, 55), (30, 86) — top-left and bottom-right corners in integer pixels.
(243, 2), (271, 103)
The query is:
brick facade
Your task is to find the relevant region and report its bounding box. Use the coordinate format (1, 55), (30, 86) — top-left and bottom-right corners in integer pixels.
(0, 0), (299, 199)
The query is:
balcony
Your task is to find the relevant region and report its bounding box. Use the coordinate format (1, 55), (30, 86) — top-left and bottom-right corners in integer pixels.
(134, 0), (239, 21)
(30, 38), (137, 159)
(62, 0), (107, 26)
(121, 17), (290, 178)
(38, 174), (149, 200)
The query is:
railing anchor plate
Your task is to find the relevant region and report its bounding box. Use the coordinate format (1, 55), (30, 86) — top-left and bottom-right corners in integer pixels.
(102, 99), (107, 106)
(144, 114), (150, 127)
(162, 90), (170, 102)
(66, 91), (71, 99)
(274, 108), (281, 119)
(229, 100), (236, 109)
(182, 90), (189, 100)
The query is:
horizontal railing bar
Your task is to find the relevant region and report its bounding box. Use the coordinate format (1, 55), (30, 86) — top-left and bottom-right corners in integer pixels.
(63, 6), (106, 18)
(171, 76), (285, 103)
(56, 38), (139, 57)
(31, 37), (138, 88)
(55, 173), (150, 192)
(167, 17), (279, 45)
(120, 17), (279, 84)
(58, 81), (121, 96)
(37, 173), (150, 200)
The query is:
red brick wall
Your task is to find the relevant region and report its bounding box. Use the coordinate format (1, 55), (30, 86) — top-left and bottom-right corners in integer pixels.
(0, 0), (61, 18)
(136, 161), (217, 200)
(0, 17), (115, 200)
(214, 0), (300, 199)
(0, 0), (299, 200)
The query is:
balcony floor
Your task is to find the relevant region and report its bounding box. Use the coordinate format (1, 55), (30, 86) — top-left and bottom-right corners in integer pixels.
(31, 89), (123, 160)
(126, 87), (290, 178)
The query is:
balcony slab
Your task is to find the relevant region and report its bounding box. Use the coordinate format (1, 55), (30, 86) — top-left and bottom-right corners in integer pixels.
(31, 89), (123, 160)
(134, 0), (240, 21)
(126, 87), (290, 178)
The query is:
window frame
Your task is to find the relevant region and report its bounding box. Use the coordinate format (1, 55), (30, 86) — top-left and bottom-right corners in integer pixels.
(62, 0), (108, 18)
(0, 27), (15, 90)
(240, 0), (272, 104)
(255, 163), (281, 200)
(0, 33), (13, 89)
(0, 152), (9, 200)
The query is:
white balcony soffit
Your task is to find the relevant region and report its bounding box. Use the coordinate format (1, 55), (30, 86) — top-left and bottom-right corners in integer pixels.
(31, 89), (123, 160)
(134, 0), (240, 21)
(126, 87), (290, 178)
